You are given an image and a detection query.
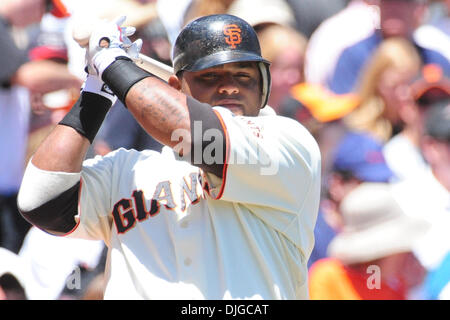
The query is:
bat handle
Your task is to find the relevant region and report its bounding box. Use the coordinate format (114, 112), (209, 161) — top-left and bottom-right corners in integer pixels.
(133, 54), (174, 82)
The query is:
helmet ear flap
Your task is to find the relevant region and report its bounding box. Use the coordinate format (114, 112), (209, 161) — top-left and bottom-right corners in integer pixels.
(258, 62), (271, 109)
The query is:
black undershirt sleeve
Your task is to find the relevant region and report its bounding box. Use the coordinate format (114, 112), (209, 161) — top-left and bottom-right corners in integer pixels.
(101, 59), (227, 177)
(186, 96), (227, 178)
(19, 182), (80, 235)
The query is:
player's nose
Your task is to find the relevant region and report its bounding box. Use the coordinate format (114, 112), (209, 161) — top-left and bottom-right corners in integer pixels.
(217, 75), (239, 95)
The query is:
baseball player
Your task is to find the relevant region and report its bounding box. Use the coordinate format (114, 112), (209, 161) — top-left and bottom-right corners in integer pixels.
(17, 14), (321, 299)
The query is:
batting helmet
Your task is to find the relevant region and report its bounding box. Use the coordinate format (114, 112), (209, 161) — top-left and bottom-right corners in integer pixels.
(172, 14), (271, 108)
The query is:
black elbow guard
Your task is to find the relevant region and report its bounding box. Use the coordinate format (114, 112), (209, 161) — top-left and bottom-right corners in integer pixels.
(19, 182), (80, 235)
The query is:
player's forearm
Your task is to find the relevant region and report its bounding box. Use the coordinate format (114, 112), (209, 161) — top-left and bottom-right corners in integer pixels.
(101, 58), (191, 149)
(32, 81), (115, 172)
(102, 59), (226, 177)
(125, 77), (191, 148)
(124, 78), (226, 177)
(31, 124), (90, 172)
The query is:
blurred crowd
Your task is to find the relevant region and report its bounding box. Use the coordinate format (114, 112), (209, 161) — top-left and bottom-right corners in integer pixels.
(0, 0), (449, 300)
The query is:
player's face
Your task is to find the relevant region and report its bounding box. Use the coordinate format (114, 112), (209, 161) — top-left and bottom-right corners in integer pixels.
(179, 62), (262, 116)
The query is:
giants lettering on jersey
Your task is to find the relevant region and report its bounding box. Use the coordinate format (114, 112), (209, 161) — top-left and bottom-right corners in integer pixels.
(112, 172), (202, 234)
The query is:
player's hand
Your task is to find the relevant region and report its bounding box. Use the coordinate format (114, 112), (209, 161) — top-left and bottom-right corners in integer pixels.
(86, 16), (143, 77)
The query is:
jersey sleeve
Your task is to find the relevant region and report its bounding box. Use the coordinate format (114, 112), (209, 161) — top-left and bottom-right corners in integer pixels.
(204, 107), (322, 246)
(67, 148), (140, 242)
(64, 153), (114, 242)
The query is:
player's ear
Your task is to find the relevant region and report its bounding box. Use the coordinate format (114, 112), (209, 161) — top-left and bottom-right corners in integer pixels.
(168, 75), (182, 91)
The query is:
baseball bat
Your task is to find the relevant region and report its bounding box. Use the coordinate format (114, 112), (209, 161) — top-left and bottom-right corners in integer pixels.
(72, 22), (174, 82)
(133, 54), (174, 82)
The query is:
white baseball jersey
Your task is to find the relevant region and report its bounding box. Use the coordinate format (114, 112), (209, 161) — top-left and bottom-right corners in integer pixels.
(67, 107), (321, 299)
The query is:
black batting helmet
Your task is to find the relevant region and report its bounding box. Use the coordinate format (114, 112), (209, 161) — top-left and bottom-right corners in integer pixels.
(172, 14), (271, 108)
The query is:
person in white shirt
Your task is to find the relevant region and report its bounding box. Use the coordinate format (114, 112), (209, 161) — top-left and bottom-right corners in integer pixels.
(303, 0), (379, 86)
(383, 64), (450, 181)
(391, 99), (450, 273)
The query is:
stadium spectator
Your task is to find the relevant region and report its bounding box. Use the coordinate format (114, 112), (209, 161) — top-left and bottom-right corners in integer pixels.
(285, 0), (348, 39)
(255, 24), (308, 113)
(322, 131), (395, 231)
(328, 0), (449, 96)
(18, 226), (105, 300)
(391, 99), (450, 275)
(309, 183), (430, 300)
(383, 64), (450, 181)
(0, 247), (28, 299)
(308, 131), (395, 267)
(342, 37), (422, 142)
(394, 99), (450, 300)
(0, 0), (81, 253)
(304, 0), (380, 86)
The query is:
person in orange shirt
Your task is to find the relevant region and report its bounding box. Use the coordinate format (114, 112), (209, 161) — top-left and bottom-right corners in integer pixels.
(309, 182), (430, 300)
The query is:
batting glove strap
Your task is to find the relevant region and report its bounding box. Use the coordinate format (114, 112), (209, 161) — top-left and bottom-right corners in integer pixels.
(102, 57), (153, 105)
(82, 74), (117, 104)
(59, 91), (112, 144)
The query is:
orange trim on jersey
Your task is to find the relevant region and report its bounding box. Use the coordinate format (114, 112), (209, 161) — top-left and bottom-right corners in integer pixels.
(210, 109), (230, 200)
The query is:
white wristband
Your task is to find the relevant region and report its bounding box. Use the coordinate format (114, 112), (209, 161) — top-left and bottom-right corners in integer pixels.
(92, 47), (129, 78)
(82, 74), (117, 104)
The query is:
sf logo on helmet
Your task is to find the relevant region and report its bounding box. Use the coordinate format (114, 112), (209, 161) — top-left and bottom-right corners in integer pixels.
(223, 24), (242, 49)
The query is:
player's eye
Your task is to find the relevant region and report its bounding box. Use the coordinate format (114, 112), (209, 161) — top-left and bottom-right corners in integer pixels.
(235, 73), (251, 80)
(235, 72), (250, 79)
(200, 73), (219, 81)
(234, 73), (257, 87)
